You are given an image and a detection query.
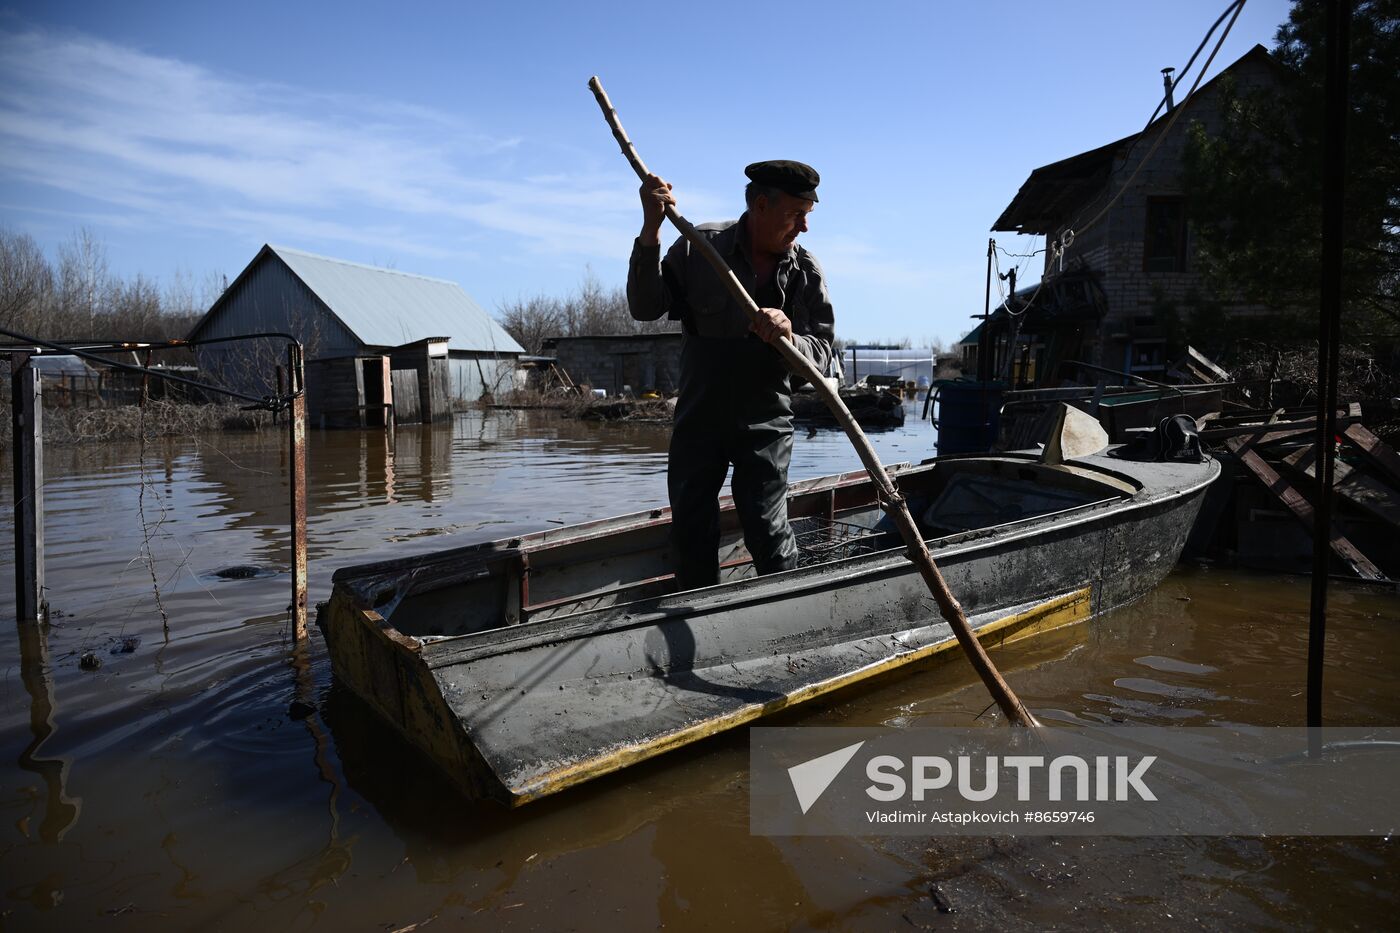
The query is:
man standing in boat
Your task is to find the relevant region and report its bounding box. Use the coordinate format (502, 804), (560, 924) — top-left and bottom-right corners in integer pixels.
(627, 160), (836, 590)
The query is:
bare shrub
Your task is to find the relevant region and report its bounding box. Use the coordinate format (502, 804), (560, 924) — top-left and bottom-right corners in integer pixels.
(0, 400), (275, 447)
(497, 269), (679, 355)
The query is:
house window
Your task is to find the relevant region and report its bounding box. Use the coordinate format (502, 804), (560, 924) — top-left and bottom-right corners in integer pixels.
(1144, 197), (1187, 273)
(1128, 338), (1167, 372)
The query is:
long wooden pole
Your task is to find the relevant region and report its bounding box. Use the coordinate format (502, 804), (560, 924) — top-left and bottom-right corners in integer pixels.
(588, 77), (1037, 728)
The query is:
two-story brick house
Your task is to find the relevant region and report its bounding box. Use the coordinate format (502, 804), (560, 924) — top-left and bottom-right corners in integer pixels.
(978, 44), (1285, 388)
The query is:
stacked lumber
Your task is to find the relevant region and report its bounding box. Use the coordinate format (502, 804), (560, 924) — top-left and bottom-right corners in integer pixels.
(1199, 406), (1398, 581)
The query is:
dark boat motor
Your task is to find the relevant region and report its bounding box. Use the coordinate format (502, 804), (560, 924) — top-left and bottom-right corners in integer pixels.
(1111, 414), (1204, 463)
(1158, 414), (1203, 462)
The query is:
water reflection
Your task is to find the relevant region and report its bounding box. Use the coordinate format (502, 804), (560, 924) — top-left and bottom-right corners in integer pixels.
(1, 406), (1396, 929)
(289, 638), (350, 898)
(15, 618), (81, 843)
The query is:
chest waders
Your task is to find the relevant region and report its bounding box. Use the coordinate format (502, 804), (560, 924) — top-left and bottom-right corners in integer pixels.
(668, 335), (799, 590)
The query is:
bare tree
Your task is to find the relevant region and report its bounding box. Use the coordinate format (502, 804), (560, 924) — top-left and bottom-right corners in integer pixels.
(499, 269), (680, 354)
(0, 228), (54, 333)
(57, 227), (110, 337)
(498, 294), (565, 356)
(105, 273), (165, 340)
(1, 227), (222, 347)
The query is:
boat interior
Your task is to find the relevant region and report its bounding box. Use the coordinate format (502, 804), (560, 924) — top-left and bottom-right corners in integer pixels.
(354, 456), (1136, 640)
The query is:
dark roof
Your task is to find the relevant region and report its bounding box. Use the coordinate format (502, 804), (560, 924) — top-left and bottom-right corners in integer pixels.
(992, 45), (1279, 235)
(958, 322), (985, 347)
(991, 136), (1129, 234)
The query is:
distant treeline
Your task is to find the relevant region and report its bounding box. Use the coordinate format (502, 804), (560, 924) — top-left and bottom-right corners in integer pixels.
(496, 270), (679, 356)
(0, 227), (214, 344)
(495, 272), (960, 359)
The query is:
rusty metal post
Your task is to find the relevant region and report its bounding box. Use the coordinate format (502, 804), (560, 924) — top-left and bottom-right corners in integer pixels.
(288, 343), (308, 641)
(11, 355), (47, 622)
(1308, 0), (1351, 754)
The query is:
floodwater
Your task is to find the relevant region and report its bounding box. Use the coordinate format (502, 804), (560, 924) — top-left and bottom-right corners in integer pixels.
(1, 404), (1396, 931)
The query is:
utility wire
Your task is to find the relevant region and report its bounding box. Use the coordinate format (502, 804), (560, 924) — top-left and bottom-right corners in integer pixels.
(1063, 0), (1247, 243)
(995, 242), (1046, 260)
(1110, 0), (1246, 178)
(988, 1), (1245, 383)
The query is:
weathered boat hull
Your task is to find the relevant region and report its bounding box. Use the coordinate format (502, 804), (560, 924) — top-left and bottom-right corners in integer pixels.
(318, 451), (1219, 805)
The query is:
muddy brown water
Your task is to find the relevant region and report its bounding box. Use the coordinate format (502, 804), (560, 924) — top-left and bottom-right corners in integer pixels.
(1, 405), (1396, 931)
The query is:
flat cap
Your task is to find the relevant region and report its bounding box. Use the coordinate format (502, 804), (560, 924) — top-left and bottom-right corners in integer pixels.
(745, 160), (820, 202)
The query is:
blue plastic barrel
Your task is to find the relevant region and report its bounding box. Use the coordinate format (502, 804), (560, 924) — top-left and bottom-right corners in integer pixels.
(929, 380), (1003, 454)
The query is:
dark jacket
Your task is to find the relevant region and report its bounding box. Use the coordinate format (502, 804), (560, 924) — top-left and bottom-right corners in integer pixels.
(626, 215), (836, 378)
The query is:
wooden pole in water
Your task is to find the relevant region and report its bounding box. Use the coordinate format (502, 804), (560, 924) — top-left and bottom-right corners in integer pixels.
(11, 355), (47, 623)
(288, 343), (309, 642)
(588, 76), (1038, 728)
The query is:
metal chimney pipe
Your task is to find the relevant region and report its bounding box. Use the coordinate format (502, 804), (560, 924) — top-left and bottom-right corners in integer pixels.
(1161, 67), (1176, 112)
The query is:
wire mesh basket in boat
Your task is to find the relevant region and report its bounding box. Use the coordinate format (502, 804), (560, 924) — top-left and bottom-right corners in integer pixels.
(790, 516), (890, 568)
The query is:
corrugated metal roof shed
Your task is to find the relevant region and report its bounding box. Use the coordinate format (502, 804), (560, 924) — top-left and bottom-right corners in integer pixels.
(269, 245), (524, 354)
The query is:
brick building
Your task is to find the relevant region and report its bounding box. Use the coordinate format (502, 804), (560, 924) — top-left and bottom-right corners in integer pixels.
(979, 44), (1284, 387)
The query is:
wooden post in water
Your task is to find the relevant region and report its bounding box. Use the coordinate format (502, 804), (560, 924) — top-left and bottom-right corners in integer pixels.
(11, 355), (47, 622)
(588, 76), (1038, 728)
(288, 344), (309, 641)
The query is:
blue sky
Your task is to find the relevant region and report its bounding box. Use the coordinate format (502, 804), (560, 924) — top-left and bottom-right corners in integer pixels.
(0, 0), (1290, 345)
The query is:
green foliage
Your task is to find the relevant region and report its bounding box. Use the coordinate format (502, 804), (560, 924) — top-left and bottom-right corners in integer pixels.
(1182, 0), (1399, 341)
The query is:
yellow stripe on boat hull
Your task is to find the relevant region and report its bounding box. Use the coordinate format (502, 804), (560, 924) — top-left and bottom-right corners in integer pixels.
(510, 586), (1092, 805)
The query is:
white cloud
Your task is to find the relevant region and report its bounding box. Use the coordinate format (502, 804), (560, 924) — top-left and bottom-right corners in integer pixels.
(0, 26), (910, 304)
(0, 28), (642, 261)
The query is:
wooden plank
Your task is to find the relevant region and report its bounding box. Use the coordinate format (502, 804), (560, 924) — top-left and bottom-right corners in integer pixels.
(1211, 405), (1323, 425)
(391, 369), (421, 423)
(1245, 427), (1315, 447)
(1344, 423), (1400, 486)
(1227, 435), (1385, 580)
(1201, 410), (1359, 442)
(1282, 447), (1400, 532)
